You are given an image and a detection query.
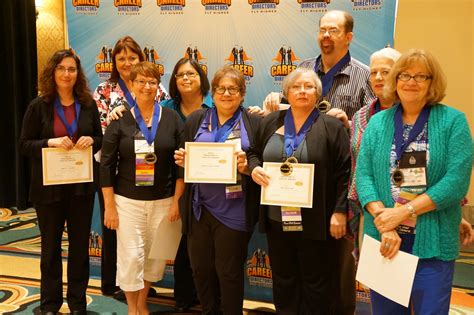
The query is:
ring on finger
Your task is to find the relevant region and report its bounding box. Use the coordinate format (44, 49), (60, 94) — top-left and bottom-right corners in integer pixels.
(384, 243), (390, 248)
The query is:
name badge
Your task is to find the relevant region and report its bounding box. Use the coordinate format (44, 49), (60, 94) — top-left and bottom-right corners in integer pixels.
(281, 206), (303, 232)
(226, 173), (243, 199)
(398, 151), (427, 188)
(225, 137), (242, 152)
(134, 138), (155, 186)
(394, 190), (418, 234)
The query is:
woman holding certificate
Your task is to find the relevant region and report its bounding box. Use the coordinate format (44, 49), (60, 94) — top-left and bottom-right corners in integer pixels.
(356, 49), (472, 314)
(100, 61), (183, 315)
(175, 66), (261, 314)
(248, 67), (351, 314)
(19, 49), (102, 314)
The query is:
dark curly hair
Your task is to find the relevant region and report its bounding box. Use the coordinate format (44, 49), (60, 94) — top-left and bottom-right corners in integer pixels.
(168, 57), (210, 101)
(38, 49), (92, 106)
(109, 36), (145, 83)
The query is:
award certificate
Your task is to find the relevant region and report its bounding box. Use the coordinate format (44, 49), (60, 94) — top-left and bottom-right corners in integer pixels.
(260, 162), (314, 208)
(184, 142), (237, 184)
(42, 147), (93, 185)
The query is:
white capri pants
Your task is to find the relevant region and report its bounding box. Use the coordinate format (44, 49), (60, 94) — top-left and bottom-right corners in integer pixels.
(115, 194), (172, 291)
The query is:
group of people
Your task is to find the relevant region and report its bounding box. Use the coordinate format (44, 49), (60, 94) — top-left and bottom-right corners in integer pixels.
(20, 9), (473, 315)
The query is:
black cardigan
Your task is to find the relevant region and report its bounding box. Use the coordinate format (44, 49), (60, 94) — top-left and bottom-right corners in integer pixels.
(19, 96), (103, 204)
(178, 107), (262, 234)
(247, 110), (350, 240)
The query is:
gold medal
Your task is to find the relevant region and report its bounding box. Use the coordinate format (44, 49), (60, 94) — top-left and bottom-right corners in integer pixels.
(280, 157), (298, 176)
(144, 152), (157, 164)
(392, 168), (404, 186)
(317, 99), (331, 113)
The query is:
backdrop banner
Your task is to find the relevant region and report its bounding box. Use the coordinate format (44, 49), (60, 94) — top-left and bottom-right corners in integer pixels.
(67, 0), (396, 310)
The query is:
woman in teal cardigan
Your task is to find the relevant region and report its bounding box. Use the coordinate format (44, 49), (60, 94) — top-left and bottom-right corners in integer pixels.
(356, 49), (472, 314)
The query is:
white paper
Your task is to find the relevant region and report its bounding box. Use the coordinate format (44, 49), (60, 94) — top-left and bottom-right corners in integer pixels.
(356, 234), (419, 307)
(149, 219), (182, 260)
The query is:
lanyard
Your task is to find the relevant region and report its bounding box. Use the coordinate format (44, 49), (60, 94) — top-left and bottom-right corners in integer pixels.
(315, 52), (351, 97)
(54, 97), (81, 138)
(133, 101), (161, 145)
(394, 105), (430, 161)
(118, 78), (135, 109)
(211, 107), (242, 143)
(284, 108), (319, 158)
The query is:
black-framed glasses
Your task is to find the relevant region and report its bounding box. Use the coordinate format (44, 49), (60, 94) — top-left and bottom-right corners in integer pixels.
(134, 79), (158, 87)
(215, 86), (240, 95)
(175, 71), (198, 79)
(318, 28), (341, 36)
(56, 66), (77, 74)
(397, 73), (432, 82)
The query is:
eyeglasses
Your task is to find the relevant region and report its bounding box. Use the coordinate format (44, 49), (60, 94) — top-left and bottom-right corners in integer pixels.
(318, 28), (341, 36)
(56, 66), (77, 74)
(370, 70), (390, 79)
(134, 79), (158, 87)
(289, 85), (316, 92)
(175, 71), (198, 79)
(397, 73), (432, 82)
(215, 86), (240, 95)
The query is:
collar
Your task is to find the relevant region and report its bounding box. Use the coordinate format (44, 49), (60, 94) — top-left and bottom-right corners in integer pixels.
(316, 54), (352, 77)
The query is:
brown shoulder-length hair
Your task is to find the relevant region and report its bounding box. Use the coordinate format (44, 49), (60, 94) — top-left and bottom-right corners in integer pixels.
(38, 49), (92, 106)
(211, 66), (246, 98)
(384, 48), (447, 105)
(130, 61), (162, 83)
(109, 36), (145, 83)
(169, 57), (210, 100)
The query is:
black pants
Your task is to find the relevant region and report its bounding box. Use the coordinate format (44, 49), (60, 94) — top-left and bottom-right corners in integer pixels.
(266, 219), (336, 315)
(35, 193), (94, 312)
(173, 235), (197, 306)
(188, 209), (250, 315)
(334, 238), (356, 315)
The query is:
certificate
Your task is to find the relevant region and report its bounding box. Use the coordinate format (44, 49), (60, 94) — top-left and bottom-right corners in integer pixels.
(42, 147), (93, 186)
(260, 162), (314, 208)
(184, 142), (237, 184)
(149, 219), (182, 260)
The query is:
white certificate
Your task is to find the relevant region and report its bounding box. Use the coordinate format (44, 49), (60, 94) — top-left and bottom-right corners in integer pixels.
(356, 234), (419, 307)
(184, 142), (237, 184)
(42, 147), (93, 186)
(149, 219), (182, 260)
(260, 162), (314, 208)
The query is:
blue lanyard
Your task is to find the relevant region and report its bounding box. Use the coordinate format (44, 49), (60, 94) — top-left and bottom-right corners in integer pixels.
(54, 97), (81, 138)
(118, 78), (134, 109)
(315, 52), (351, 97)
(211, 107), (242, 143)
(393, 104), (430, 161)
(284, 108), (319, 157)
(133, 101), (161, 145)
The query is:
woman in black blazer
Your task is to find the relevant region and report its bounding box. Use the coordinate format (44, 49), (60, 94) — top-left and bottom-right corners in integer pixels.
(19, 49), (102, 315)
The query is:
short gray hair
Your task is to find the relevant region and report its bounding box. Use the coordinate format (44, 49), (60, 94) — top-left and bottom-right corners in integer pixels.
(281, 68), (322, 100)
(370, 47), (402, 65)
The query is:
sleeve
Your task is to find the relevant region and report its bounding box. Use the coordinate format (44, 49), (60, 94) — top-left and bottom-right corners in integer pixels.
(361, 76), (375, 107)
(157, 83), (171, 102)
(246, 115), (268, 173)
(90, 101), (103, 154)
(93, 82), (111, 135)
(19, 99), (49, 159)
(331, 121), (351, 213)
(100, 119), (120, 188)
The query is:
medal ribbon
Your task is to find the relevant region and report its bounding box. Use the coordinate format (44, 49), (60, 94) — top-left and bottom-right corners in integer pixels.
(211, 107), (242, 143)
(133, 101), (161, 145)
(54, 97), (81, 138)
(315, 52), (351, 97)
(394, 104), (430, 161)
(284, 107), (319, 158)
(118, 78), (135, 109)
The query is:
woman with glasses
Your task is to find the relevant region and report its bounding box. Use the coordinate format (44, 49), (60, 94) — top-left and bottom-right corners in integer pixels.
(100, 61), (183, 315)
(356, 49), (472, 314)
(174, 66), (261, 314)
(19, 49), (102, 315)
(248, 67), (350, 314)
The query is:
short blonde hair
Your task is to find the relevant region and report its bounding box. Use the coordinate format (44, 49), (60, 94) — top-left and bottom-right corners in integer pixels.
(384, 49), (447, 105)
(281, 68), (322, 100)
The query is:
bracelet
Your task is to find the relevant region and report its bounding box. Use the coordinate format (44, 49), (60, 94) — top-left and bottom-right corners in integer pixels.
(406, 203), (417, 218)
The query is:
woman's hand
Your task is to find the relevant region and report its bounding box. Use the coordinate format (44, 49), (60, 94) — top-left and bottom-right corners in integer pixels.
(168, 199), (180, 222)
(251, 166), (270, 187)
(174, 148), (186, 168)
(48, 136), (74, 150)
(262, 92), (281, 113)
(75, 136), (94, 149)
(374, 206), (408, 234)
(379, 230), (401, 259)
(460, 218), (474, 246)
(236, 151), (250, 175)
(108, 105), (127, 121)
(326, 108), (350, 129)
(104, 204), (119, 230)
(330, 212), (347, 239)
(247, 106), (265, 116)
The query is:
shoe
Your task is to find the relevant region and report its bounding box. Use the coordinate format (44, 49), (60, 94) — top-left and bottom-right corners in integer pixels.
(113, 290), (126, 301)
(41, 312), (58, 315)
(148, 287), (158, 298)
(101, 285), (120, 296)
(71, 311), (87, 315)
(174, 303), (191, 312)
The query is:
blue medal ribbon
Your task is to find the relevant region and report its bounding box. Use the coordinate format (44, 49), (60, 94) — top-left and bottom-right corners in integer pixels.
(211, 107), (242, 143)
(315, 52), (351, 97)
(394, 104), (430, 161)
(284, 108), (319, 158)
(118, 78), (135, 109)
(133, 101), (161, 145)
(54, 97), (81, 139)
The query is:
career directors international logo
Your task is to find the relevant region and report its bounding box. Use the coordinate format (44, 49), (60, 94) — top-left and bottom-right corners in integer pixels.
(248, 0), (279, 13)
(184, 45), (208, 75)
(270, 45), (299, 84)
(95, 44), (113, 80)
(72, 0), (99, 15)
(157, 0), (185, 14)
(202, 0), (231, 15)
(226, 45), (254, 81)
(351, 0), (382, 11)
(114, 0), (142, 15)
(297, 0), (330, 13)
(246, 248), (272, 288)
(143, 45), (165, 76)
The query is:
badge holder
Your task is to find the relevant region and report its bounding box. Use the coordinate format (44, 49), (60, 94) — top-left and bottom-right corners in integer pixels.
(135, 138), (156, 186)
(280, 156), (303, 231)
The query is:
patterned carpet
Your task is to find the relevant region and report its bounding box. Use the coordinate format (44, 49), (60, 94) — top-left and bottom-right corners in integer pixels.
(1, 207), (473, 314)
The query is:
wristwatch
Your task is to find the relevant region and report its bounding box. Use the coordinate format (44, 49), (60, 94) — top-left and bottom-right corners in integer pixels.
(406, 203), (417, 218)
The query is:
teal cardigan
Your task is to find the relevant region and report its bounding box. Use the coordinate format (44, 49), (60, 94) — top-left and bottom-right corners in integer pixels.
(356, 104), (472, 260)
